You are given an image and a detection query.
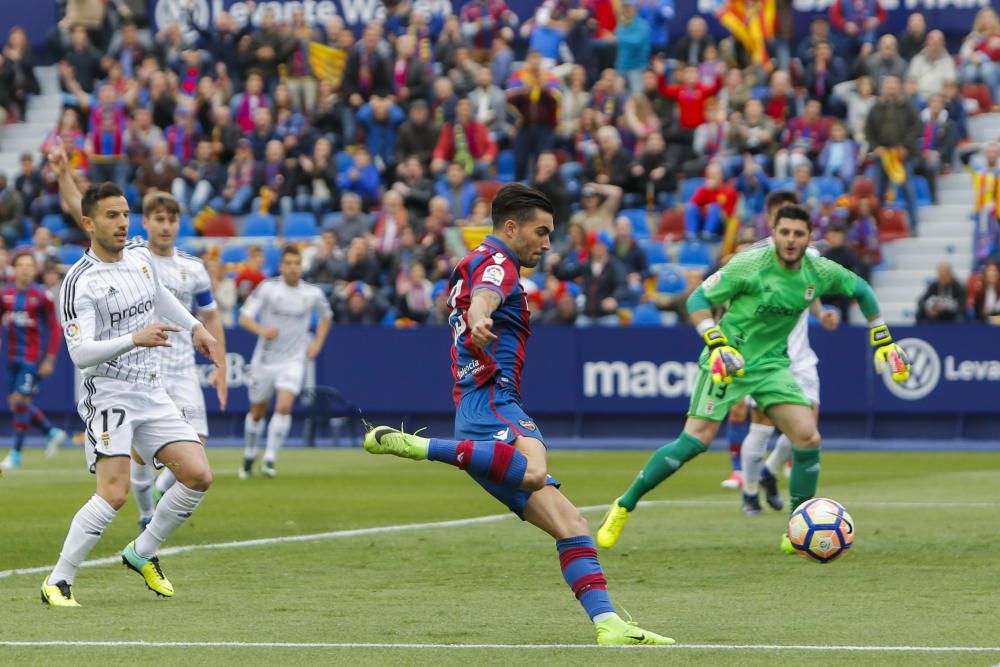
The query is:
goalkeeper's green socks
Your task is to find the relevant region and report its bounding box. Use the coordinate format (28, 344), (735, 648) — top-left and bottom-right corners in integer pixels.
(619, 433), (707, 511)
(788, 446), (821, 513)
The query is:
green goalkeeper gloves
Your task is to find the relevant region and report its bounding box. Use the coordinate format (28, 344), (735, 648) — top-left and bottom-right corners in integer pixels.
(871, 324), (911, 384)
(705, 327), (745, 385)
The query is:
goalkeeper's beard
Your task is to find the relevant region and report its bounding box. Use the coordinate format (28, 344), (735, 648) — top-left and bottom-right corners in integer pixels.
(778, 245), (807, 269)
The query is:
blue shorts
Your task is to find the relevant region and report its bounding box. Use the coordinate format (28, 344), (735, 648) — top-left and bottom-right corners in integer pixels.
(8, 361), (40, 397)
(455, 383), (559, 519)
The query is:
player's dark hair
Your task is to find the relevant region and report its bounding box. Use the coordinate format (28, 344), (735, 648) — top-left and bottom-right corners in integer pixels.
(765, 190), (798, 215)
(490, 184), (554, 231)
(281, 244), (301, 259)
(773, 204), (813, 231)
(12, 249), (35, 266)
(142, 192), (180, 218)
(81, 182), (125, 219)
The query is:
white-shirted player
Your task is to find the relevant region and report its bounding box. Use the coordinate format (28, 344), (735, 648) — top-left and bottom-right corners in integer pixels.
(128, 193), (228, 530)
(239, 245), (332, 478)
(41, 177), (218, 606)
(739, 191), (839, 516)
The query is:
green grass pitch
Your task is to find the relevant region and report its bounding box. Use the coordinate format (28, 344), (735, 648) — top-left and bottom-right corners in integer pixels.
(1, 446), (998, 666)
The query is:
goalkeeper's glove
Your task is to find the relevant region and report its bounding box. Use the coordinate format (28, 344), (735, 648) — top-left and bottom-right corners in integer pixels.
(704, 327), (745, 385)
(871, 323), (911, 383)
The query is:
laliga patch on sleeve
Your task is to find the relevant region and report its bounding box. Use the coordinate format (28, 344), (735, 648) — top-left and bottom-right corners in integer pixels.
(482, 264), (505, 287)
(702, 272), (722, 290)
(64, 321), (81, 340)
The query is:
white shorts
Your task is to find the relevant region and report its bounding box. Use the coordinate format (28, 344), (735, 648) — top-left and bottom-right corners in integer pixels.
(248, 360), (306, 405)
(78, 376), (200, 474)
(747, 365), (821, 410)
(163, 371), (209, 438)
(791, 364), (820, 405)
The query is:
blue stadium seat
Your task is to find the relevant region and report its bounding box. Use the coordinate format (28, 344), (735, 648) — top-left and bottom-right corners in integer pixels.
(336, 151), (354, 173)
(769, 177), (795, 192)
(751, 86), (770, 99)
(680, 178), (705, 203)
(677, 241), (713, 268)
(263, 244), (282, 275)
(497, 150), (515, 181)
(220, 245), (248, 265)
(128, 215), (147, 239)
(42, 214), (67, 235)
(813, 176), (844, 199)
(244, 213), (277, 237)
(640, 239), (669, 265)
(322, 212), (343, 231)
(59, 244), (85, 265)
(619, 208), (651, 239)
(913, 176), (932, 207)
(284, 212), (319, 239)
(656, 265), (688, 294)
(177, 215), (196, 239)
(631, 302), (663, 327)
(21, 217), (33, 242)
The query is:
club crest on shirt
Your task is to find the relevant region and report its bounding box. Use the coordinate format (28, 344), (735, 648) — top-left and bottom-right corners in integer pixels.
(805, 283), (815, 300)
(702, 272), (721, 290)
(101, 432), (110, 449)
(482, 264), (505, 286)
(64, 321), (81, 340)
(518, 419), (537, 432)
(142, 265), (151, 281)
(492, 252), (507, 264)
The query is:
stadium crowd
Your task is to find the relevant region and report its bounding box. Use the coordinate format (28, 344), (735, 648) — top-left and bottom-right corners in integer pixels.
(3, 0), (1000, 326)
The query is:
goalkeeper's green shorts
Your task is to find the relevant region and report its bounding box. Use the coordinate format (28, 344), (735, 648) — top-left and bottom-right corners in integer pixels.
(688, 363), (811, 422)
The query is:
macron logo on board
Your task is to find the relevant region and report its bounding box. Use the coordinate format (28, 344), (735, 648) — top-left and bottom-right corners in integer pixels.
(583, 361), (700, 398)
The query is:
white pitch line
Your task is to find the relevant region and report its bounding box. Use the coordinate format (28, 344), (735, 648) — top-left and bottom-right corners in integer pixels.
(0, 641), (998, 652)
(3, 498), (997, 580)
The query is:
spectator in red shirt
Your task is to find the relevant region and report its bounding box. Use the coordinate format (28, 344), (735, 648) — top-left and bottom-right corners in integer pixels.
(684, 161), (737, 240)
(431, 98), (498, 178)
(235, 246), (268, 303)
(656, 60), (722, 131)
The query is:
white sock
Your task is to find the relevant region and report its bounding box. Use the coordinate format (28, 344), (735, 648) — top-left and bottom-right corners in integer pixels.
(741, 423), (775, 496)
(766, 435), (793, 474)
(592, 612), (617, 624)
(131, 460), (156, 522)
(264, 413), (291, 465)
(48, 495), (118, 585)
(134, 482), (206, 558)
(244, 414), (265, 460)
(155, 468), (177, 495)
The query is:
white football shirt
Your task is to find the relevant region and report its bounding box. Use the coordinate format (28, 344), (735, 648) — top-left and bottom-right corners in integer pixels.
(149, 248), (216, 377)
(240, 278), (332, 366)
(60, 241), (165, 385)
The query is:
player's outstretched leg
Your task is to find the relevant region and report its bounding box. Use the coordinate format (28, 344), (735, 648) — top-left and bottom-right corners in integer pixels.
(766, 405), (820, 554)
(2, 395), (31, 469)
(364, 425), (532, 489)
(124, 441), (211, 597)
(241, 413), (266, 480)
(597, 430), (709, 549)
(130, 458), (156, 531)
(740, 422), (776, 515)
(522, 486), (674, 646)
(28, 402), (67, 459)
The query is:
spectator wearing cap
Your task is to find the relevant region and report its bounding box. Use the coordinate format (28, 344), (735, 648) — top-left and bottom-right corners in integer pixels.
(865, 74), (922, 231)
(357, 95), (407, 177)
(0, 173), (25, 248)
(338, 147), (381, 209)
(506, 50), (562, 180)
(329, 193), (371, 248)
(434, 162), (478, 220)
(685, 161), (737, 240)
(211, 138), (257, 214)
(396, 101), (439, 169)
(917, 263), (966, 322)
(431, 98), (498, 179)
(616, 0), (651, 94)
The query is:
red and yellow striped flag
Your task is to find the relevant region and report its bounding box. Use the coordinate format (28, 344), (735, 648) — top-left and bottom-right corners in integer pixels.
(715, 0), (775, 67)
(308, 42), (347, 90)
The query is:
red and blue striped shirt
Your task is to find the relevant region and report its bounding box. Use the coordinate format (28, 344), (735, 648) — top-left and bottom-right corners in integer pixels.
(0, 285), (60, 364)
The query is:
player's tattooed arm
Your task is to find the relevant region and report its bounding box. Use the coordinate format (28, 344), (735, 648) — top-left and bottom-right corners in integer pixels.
(468, 289), (502, 348)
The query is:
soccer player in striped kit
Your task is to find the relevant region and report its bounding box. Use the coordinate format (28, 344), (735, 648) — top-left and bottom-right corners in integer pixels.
(363, 185), (673, 645)
(40, 177), (218, 607)
(0, 252), (67, 470)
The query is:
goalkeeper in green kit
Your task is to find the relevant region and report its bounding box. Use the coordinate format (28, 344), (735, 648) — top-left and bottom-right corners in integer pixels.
(597, 204), (912, 553)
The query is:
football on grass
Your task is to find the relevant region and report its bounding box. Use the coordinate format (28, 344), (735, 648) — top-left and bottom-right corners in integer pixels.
(787, 498), (855, 563)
